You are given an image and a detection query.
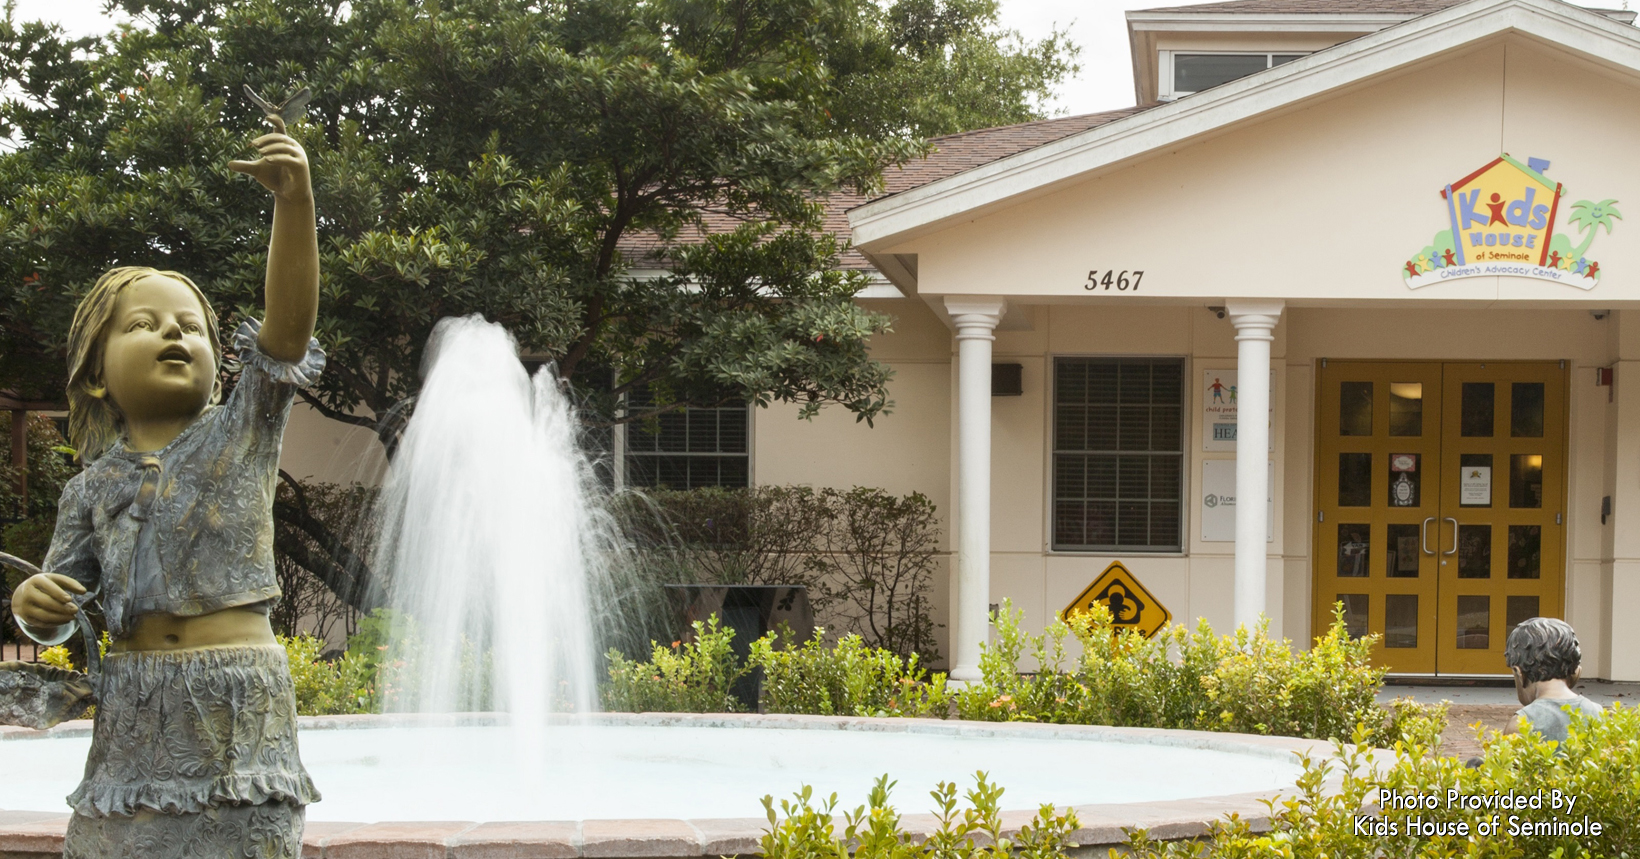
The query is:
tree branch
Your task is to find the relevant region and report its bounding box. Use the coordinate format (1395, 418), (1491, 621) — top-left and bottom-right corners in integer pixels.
(296, 390), (377, 430)
(274, 470), (377, 610)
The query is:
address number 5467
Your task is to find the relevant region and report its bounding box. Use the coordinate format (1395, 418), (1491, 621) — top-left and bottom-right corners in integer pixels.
(1084, 270), (1143, 291)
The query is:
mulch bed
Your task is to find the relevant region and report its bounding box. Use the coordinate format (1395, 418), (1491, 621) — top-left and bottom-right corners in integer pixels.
(1437, 703), (1519, 760)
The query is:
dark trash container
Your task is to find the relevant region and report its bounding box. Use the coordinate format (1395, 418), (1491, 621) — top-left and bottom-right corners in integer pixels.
(665, 584), (814, 711)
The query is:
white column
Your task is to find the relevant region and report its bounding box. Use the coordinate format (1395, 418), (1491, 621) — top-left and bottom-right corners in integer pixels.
(1226, 300), (1283, 631)
(946, 297), (1006, 682)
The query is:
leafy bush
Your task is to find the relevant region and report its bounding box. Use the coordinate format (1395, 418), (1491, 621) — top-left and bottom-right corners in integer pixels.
(616, 485), (943, 660)
(749, 629), (950, 717)
(760, 773), (1081, 859)
(954, 601), (1445, 748)
(603, 616), (749, 713)
(1124, 706), (1640, 858)
(809, 488), (941, 661)
(282, 634), (380, 716)
(619, 486), (836, 591)
(38, 645), (74, 672)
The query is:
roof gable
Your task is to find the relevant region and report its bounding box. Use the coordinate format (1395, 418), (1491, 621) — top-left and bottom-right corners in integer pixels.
(1134, 0), (1630, 15)
(850, 0), (1640, 253)
(1136, 0), (1468, 14)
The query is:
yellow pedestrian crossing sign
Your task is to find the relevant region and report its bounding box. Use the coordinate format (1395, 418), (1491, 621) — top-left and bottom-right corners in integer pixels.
(1061, 561), (1172, 638)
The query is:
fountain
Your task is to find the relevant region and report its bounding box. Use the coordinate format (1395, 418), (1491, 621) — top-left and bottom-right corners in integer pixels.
(374, 315), (607, 731)
(0, 315), (1340, 857)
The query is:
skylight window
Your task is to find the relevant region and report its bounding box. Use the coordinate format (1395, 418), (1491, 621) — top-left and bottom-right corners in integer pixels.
(1172, 53), (1306, 96)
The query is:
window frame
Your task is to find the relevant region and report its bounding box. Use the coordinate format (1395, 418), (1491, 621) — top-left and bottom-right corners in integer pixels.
(615, 394), (754, 491)
(1160, 51), (1308, 100)
(1048, 355), (1189, 554)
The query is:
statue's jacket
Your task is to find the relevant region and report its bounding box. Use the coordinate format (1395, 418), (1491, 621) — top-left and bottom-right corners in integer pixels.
(45, 319), (326, 639)
(38, 319), (325, 829)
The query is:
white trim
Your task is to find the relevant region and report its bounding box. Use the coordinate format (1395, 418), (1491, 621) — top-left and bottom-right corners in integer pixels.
(857, 273), (907, 299)
(627, 266), (905, 299)
(1128, 8), (1636, 30)
(851, 0), (1640, 251)
(1131, 13), (1437, 33)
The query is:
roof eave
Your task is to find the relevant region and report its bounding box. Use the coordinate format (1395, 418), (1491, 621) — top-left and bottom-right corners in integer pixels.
(1125, 11), (1419, 32)
(1128, 18), (1158, 105)
(850, 0), (1640, 252)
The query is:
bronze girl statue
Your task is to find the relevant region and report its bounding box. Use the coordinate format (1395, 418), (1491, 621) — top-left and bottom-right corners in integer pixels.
(7, 108), (323, 857)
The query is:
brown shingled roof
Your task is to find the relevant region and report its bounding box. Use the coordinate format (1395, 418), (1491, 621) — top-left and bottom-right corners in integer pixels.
(618, 105), (1158, 271)
(1133, 0), (1466, 13)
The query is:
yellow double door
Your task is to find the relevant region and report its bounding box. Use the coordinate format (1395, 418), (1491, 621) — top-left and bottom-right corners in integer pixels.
(1313, 362), (1566, 675)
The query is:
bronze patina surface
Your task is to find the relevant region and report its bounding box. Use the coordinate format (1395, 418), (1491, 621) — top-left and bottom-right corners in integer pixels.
(7, 87), (325, 858)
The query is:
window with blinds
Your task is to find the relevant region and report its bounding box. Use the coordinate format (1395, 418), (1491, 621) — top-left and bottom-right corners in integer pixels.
(1053, 358), (1185, 552)
(623, 386), (750, 489)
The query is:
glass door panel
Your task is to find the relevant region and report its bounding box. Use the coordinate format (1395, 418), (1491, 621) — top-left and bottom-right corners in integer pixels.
(1435, 363), (1566, 675)
(1313, 362), (1442, 674)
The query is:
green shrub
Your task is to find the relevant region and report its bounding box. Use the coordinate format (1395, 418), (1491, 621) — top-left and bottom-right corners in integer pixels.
(750, 629), (950, 717)
(954, 600), (1444, 747)
(602, 615), (748, 713)
(282, 634), (379, 715)
(760, 773), (1081, 859)
(38, 645), (75, 672)
(614, 485), (943, 660)
(1124, 706), (1640, 858)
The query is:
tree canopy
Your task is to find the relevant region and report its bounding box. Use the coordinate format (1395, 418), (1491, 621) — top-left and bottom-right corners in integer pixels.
(0, 0), (1076, 605)
(1, 0), (1076, 429)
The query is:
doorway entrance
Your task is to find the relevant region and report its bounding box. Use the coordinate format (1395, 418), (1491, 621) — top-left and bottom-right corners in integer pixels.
(1313, 362), (1567, 675)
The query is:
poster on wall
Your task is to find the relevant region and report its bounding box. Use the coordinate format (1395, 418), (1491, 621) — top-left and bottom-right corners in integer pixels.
(1200, 459), (1274, 543)
(1202, 369), (1275, 452)
(1461, 465), (1493, 506)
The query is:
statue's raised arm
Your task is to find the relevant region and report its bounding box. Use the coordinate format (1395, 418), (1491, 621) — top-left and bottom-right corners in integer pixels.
(229, 86), (318, 363)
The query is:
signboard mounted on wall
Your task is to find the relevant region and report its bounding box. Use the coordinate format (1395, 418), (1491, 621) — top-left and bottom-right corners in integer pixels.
(1061, 561), (1172, 639)
(1202, 369), (1274, 452)
(1402, 154), (1621, 291)
(1200, 460), (1274, 543)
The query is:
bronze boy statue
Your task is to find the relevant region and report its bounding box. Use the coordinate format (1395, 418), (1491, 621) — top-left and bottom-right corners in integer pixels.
(7, 106), (322, 857)
(1505, 617), (1604, 747)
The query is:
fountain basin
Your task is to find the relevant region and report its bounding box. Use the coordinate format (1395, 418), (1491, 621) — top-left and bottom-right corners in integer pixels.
(0, 713), (1343, 858)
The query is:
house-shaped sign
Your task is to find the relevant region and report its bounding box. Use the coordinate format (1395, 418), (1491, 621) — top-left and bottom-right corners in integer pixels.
(1403, 154), (1620, 291)
(1060, 561), (1172, 639)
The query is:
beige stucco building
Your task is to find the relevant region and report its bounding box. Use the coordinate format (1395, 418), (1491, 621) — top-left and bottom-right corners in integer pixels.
(288, 0), (1640, 681)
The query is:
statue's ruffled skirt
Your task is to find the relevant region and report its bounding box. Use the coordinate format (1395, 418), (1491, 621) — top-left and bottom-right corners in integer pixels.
(63, 645), (320, 859)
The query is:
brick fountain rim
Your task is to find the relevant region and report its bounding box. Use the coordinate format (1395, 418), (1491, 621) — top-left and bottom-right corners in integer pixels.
(0, 712), (1375, 859)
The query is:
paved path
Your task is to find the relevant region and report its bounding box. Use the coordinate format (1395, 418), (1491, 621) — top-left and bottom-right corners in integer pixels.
(1378, 681), (1640, 760)
(1377, 680), (1640, 706)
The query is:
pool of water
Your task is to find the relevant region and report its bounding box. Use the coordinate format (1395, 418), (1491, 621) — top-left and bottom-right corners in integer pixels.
(0, 721), (1304, 822)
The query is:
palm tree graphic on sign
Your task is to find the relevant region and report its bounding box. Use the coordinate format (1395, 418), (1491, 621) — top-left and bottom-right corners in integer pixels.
(1567, 199), (1623, 259)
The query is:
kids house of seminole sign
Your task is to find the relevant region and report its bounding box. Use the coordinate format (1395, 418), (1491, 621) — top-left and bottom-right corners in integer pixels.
(1403, 155), (1621, 290)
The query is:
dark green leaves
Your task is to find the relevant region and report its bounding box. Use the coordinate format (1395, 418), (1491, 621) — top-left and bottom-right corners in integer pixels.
(1, 0), (1073, 434)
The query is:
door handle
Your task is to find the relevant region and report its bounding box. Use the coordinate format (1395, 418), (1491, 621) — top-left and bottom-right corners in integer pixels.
(1422, 517), (1436, 554)
(1444, 517), (1459, 556)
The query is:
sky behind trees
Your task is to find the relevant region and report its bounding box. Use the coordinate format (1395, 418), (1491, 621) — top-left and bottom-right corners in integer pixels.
(8, 0), (1208, 116)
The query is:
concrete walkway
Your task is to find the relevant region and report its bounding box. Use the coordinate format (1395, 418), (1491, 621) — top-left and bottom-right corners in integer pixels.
(1378, 680), (1640, 759)
(1377, 679), (1640, 706)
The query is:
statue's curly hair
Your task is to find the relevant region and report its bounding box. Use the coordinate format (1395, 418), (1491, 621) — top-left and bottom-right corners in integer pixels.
(1504, 617), (1582, 685)
(66, 266), (222, 463)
